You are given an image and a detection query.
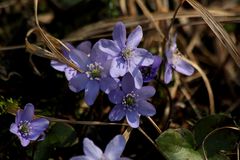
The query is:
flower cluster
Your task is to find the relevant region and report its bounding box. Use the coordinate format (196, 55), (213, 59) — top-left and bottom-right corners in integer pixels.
(9, 21), (195, 160)
(9, 103), (49, 147)
(51, 22), (194, 128)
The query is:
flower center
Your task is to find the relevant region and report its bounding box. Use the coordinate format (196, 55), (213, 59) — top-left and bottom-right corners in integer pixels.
(122, 92), (137, 112)
(18, 120), (32, 137)
(122, 48), (132, 60)
(86, 62), (103, 80)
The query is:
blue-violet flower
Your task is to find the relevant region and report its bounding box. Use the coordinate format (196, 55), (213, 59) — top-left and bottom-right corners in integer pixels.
(97, 21), (154, 89)
(108, 73), (156, 128)
(9, 103), (49, 147)
(140, 55), (162, 82)
(164, 35), (194, 84)
(68, 42), (118, 105)
(70, 134), (130, 160)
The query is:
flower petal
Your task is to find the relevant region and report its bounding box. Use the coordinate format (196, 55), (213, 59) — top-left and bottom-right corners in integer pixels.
(136, 100), (156, 116)
(152, 55), (162, 68)
(121, 72), (135, 93)
(113, 22), (126, 49)
(132, 48), (154, 66)
(126, 111), (139, 128)
(108, 89), (124, 104)
(77, 41), (92, 54)
(126, 25), (143, 49)
(19, 137), (30, 147)
(21, 103), (34, 122)
(136, 86), (155, 99)
(83, 138), (103, 159)
(174, 59), (194, 76)
(97, 39), (121, 57)
(9, 123), (18, 135)
(104, 135), (126, 159)
(15, 110), (23, 124)
(64, 67), (77, 81)
(84, 80), (100, 105)
(100, 77), (118, 94)
(29, 118), (49, 140)
(164, 63), (173, 84)
(91, 43), (109, 63)
(109, 104), (125, 121)
(110, 57), (128, 77)
(69, 73), (88, 93)
(70, 156), (93, 160)
(69, 49), (90, 71)
(50, 60), (67, 72)
(129, 68), (143, 89)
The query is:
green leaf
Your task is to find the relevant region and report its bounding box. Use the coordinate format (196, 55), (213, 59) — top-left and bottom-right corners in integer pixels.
(156, 128), (203, 160)
(34, 141), (51, 160)
(34, 122), (78, 160)
(193, 114), (239, 158)
(193, 114), (234, 147)
(47, 122), (79, 147)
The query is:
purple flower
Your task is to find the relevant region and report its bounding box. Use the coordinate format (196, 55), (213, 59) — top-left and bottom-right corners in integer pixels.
(70, 134), (130, 160)
(9, 103), (49, 147)
(108, 73), (156, 128)
(68, 42), (118, 106)
(140, 55), (162, 82)
(164, 35), (194, 84)
(96, 22), (154, 89)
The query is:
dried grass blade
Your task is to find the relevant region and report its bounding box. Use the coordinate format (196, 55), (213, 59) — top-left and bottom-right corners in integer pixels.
(25, 28), (57, 60)
(186, 0), (240, 67)
(135, 0), (165, 40)
(25, 0), (82, 73)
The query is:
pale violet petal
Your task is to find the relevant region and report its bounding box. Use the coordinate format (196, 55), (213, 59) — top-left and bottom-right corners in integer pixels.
(100, 77), (118, 94)
(129, 68), (143, 89)
(9, 123), (18, 135)
(77, 41), (92, 54)
(126, 111), (139, 128)
(126, 26), (143, 49)
(109, 104), (126, 121)
(21, 103), (34, 122)
(135, 86), (156, 99)
(174, 59), (194, 76)
(113, 22), (126, 49)
(108, 89), (124, 104)
(50, 60), (67, 72)
(164, 63), (172, 84)
(136, 100), (156, 116)
(70, 156), (93, 160)
(29, 118), (49, 140)
(69, 74), (88, 93)
(83, 138), (103, 159)
(84, 80), (100, 105)
(69, 49), (90, 71)
(65, 67), (77, 81)
(104, 135), (126, 159)
(97, 39), (121, 57)
(132, 48), (154, 66)
(19, 137), (30, 147)
(110, 57), (128, 77)
(15, 110), (23, 124)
